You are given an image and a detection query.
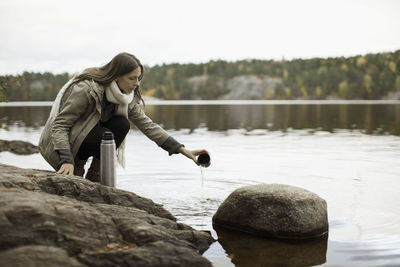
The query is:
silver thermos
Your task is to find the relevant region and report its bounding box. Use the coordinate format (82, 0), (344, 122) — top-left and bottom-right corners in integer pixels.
(100, 131), (116, 187)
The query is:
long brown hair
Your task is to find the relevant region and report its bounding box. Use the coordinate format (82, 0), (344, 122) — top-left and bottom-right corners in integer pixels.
(72, 52), (145, 105)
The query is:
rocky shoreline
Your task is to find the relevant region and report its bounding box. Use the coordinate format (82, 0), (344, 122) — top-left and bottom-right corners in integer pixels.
(0, 139), (38, 155)
(0, 163), (214, 267)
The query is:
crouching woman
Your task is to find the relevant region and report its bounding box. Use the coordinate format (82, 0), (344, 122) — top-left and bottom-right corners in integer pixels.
(39, 52), (208, 182)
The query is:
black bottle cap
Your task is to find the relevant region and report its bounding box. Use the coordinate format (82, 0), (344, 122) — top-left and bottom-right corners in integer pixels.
(102, 131), (114, 140)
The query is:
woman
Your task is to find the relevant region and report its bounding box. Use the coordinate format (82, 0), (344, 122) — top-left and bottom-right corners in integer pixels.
(39, 52), (208, 182)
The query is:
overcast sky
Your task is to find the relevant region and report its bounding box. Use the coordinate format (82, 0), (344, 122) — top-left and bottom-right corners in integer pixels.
(0, 0), (399, 74)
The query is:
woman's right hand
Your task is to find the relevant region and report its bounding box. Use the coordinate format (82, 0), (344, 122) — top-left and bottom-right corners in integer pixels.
(177, 146), (210, 166)
(57, 163), (74, 175)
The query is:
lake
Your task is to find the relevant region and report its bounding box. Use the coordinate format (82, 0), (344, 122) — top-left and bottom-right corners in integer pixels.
(1, 100), (400, 266)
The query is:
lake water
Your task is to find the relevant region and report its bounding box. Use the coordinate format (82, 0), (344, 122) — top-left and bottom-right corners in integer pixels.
(1, 100), (400, 266)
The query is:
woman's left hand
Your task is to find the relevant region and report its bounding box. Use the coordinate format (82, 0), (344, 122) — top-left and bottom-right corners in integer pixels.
(177, 146), (209, 166)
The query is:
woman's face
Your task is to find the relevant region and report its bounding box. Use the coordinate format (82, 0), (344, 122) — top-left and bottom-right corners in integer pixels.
(115, 67), (141, 94)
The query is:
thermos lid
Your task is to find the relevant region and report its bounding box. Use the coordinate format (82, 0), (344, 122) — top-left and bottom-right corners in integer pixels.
(198, 153), (211, 167)
(102, 131), (114, 140)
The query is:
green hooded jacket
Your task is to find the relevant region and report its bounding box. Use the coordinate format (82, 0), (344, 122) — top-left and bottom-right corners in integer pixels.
(39, 80), (170, 170)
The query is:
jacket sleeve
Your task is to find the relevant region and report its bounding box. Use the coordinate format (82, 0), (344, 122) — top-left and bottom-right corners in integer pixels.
(56, 149), (75, 169)
(51, 82), (91, 151)
(161, 136), (184, 155)
(128, 102), (170, 146)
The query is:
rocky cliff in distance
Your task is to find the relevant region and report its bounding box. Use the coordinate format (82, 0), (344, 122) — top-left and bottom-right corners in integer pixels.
(219, 75), (283, 100)
(184, 74), (283, 100)
(0, 163), (214, 267)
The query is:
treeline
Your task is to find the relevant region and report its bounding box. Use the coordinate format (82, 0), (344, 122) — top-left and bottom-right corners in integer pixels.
(142, 50), (400, 100)
(1, 72), (69, 101)
(1, 50), (399, 101)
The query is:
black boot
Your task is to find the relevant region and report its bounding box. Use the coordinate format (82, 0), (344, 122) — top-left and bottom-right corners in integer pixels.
(85, 158), (100, 183)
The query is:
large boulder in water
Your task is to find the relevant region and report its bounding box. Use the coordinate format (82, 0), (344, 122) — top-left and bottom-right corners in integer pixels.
(212, 184), (328, 239)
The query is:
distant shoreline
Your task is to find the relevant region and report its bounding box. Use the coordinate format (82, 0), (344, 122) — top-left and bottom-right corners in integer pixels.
(1, 99), (400, 107)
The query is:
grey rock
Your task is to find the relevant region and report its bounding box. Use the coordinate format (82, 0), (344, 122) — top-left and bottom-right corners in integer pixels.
(0, 188), (121, 253)
(94, 203), (213, 252)
(0, 245), (87, 267)
(0, 139), (38, 155)
(213, 183), (328, 239)
(0, 163), (214, 266)
(78, 241), (212, 267)
(0, 163), (174, 220)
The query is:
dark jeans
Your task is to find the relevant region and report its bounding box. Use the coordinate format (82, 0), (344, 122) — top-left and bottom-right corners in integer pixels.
(77, 116), (130, 160)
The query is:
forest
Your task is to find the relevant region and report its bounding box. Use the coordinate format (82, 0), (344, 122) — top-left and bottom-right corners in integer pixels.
(1, 50), (399, 101)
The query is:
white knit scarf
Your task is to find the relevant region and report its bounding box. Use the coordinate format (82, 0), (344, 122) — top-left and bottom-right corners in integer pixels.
(47, 78), (133, 168)
(47, 76), (76, 125)
(104, 80), (133, 168)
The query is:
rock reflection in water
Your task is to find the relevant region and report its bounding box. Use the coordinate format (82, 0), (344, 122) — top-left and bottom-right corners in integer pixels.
(214, 226), (327, 267)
